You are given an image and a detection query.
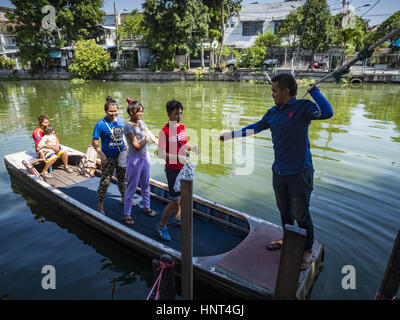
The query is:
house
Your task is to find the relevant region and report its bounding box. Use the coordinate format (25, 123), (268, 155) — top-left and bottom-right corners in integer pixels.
(0, 6), (20, 68)
(224, 1), (304, 49)
(94, 13), (152, 68)
(45, 14), (122, 71)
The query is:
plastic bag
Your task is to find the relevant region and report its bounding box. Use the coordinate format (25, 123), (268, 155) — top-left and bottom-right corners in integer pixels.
(118, 150), (127, 167)
(174, 163), (196, 192)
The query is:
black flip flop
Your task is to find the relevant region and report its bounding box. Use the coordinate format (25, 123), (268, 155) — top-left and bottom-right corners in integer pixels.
(122, 216), (134, 225)
(266, 240), (283, 251)
(144, 209), (157, 217)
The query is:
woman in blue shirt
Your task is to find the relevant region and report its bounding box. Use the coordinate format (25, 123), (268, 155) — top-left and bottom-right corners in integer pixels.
(92, 96), (127, 216)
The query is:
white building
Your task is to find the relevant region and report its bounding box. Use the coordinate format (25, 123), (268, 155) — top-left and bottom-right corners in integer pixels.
(0, 6), (19, 65)
(224, 1), (304, 49)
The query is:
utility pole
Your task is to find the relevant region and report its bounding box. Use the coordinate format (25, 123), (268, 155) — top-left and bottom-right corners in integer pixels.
(114, 2), (119, 63)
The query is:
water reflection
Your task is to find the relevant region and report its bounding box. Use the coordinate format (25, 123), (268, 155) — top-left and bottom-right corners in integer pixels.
(8, 176), (156, 299)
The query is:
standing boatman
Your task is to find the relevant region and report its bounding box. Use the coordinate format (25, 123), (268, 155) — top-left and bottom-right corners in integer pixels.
(219, 73), (333, 270)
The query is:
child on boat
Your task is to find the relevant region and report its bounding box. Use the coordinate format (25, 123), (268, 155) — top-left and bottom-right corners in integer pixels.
(122, 98), (159, 225)
(157, 100), (198, 241)
(37, 125), (59, 163)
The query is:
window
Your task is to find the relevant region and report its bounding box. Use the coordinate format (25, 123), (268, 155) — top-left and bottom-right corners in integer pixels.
(231, 23), (234, 28)
(242, 21), (263, 36)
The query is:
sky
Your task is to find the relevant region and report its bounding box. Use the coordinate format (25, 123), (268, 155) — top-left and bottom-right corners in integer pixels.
(0, 0), (399, 26)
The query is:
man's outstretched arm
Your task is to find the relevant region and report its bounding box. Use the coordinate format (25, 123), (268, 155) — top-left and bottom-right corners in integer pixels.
(220, 114), (270, 141)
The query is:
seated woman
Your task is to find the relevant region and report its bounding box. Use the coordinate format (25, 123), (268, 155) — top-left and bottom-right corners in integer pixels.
(32, 114), (73, 178)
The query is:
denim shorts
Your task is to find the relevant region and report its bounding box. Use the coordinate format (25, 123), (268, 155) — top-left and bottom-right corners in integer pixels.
(165, 167), (181, 200)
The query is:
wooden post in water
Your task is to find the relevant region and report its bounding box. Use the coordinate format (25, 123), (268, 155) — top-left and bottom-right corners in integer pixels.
(375, 230), (400, 300)
(274, 224), (307, 300)
(181, 179), (193, 300)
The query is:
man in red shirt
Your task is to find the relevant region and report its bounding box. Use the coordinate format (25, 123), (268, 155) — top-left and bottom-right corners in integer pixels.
(157, 100), (198, 241)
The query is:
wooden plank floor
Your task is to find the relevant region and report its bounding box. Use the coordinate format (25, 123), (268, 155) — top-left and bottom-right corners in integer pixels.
(44, 165), (88, 188)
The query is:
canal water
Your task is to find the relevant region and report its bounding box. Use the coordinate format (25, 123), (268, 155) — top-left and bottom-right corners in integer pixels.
(0, 80), (399, 299)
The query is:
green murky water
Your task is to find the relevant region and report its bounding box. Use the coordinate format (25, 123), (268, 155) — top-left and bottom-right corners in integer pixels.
(0, 80), (399, 299)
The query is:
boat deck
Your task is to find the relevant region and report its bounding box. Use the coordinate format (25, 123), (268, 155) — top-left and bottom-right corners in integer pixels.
(44, 165), (246, 257)
(5, 149), (324, 299)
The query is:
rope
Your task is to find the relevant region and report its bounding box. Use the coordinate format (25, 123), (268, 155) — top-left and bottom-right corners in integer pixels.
(146, 260), (175, 300)
(299, 25), (400, 99)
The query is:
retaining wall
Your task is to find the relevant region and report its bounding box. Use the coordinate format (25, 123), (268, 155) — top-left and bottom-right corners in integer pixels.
(0, 69), (399, 83)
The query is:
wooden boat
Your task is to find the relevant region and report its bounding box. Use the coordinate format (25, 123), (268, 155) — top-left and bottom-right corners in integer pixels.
(4, 146), (324, 299)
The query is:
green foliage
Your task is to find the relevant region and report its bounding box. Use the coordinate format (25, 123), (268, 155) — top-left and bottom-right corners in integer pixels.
(240, 46), (267, 68)
(275, 9), (303, 48)
(0, 56), (16, 69)
(121, 55), (137, 71)
(149, 58), (175, 72)
(369, 54), (400, 68)
(178, 63), (187, 71)
(71, 78), (86, 84)
(276, 0), (333, 53)
(298, 0), (334, 53)
(143, 0), (209, 69)
(337, 74), (353, 86)
(247, 71), (270, 85)
(8, 0), (104, 70)
(68, 40), (110, 79)
(220, 45), (240, 59)
(275, 8), (303, 48)
(118, 9), (147, 43)
(364, 11), (400, 48)
(203, 0), (242, 39)
(203, 0), (242, 67)
(193, 69), (204, 81)
(332, 12), (368, 53)
(296, 78), (315, 88)
(254, 31), (281, 48)
(239, 31), (280, 68)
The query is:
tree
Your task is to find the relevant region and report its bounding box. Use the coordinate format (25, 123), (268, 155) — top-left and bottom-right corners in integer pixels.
(0, 55), (16, 69)
(332, 12), (368, 54)
(297, 0), (334, 54)
(240, 31), (281, 68)
(275, 8), (303, 48)
(118, 9), (147, 43)
(203, 0), (242, 67)
(254, 30), (281, 49)
(364, 11), (400, 48)
(142, 0), (209, 70)
(277, 0), (333, 55)
(7, 0), (104, 71)
(335, 11), (367, 52)
(68, 39), (110, 79)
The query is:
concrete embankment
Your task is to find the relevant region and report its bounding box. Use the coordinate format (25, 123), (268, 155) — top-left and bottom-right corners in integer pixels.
(1, 69), (399, 83)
